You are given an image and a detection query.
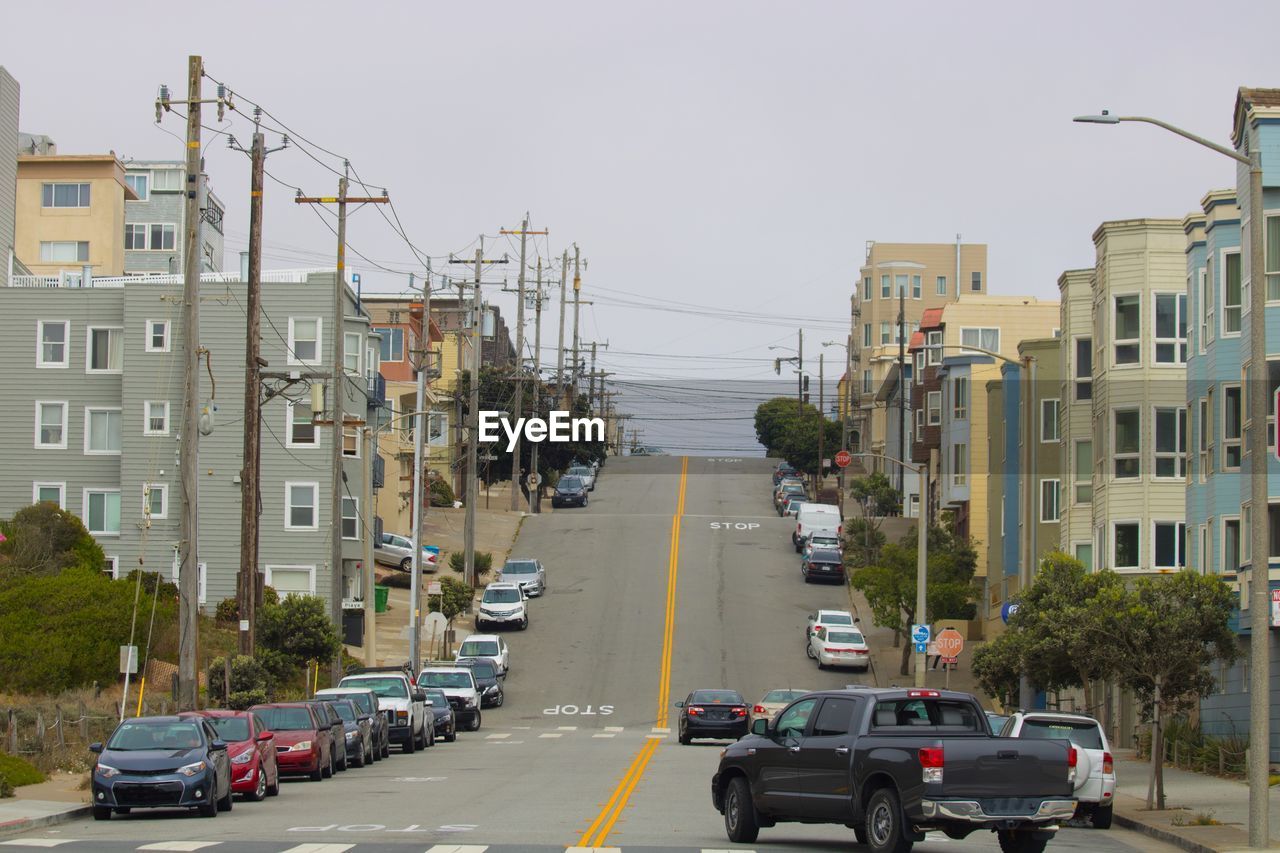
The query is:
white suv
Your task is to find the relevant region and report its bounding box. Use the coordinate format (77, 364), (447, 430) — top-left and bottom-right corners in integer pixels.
(417, 665), (482, 732)
(477, 582), (529, 630)
(999, 711), (1116, 828)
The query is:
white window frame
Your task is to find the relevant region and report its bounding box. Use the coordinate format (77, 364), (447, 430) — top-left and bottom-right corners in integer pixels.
(952, 377), (968, 420)
(287, 317), (323, 366)
(143, 400), (170, 436)
(914, 351), (925, 384)
(1152, 520), (1187, 571)
(1111, 293), (1141, 367)
(1072, 336), (1092, 401)
(104, 556), (119, 579)
(285, 481), (320, 531)
(971, 270), (982, 292)
(927, 391), (942, 425)
(84, 407), (123, 455)
(1153, 406), (1187, 480)
(124, 222), (148, 251)
(1222, 516), (1241, 574)
(41, 182), (90, 208)
(911, 275), (921, 299)
(959, 327), (1000, 355)
(1111, 520), (1141, 571)
(880, 274), (891, 298)
(285, 401), (319, 448)
(83, 488), (121, 536)
(39, 240), (89, 263)
(341, 496), (360, 540)
(1198, 523), (1209, 574)
(375, 326), (405, 362)
(1222, 249), (1242, 337)
(144, 319), (171, 353)
(927, 331), (943, 365)
(1072, 541), (1093, 572)
(36, 320), (70, 368)
(1039, 479), (1061, 523)
(880, 321), (891, 345)
(915, 408), (924, 443)
(343, 426), (360, 458)
(343, 332), (362, 375)
(1112, 407), (1140, 480)
(143, 482), (168, 520)
(150, 169), (181, 192)
(1073, 439), (1092, 504)
(862, 324), (872, 348)
(1198, 396), (1211, 483)
(34, 401), (68, 449)
(1203, 264), (1215, 349)
(861, 370), (873, 394)
(1152, 292), (1187, 366)
(86, 326), (123, 374)
(951, 443), (967, 487)
(1266, 211), (1280, 302)
(125, 172), (148, 201)
(143, 223), (176, 252)
(32, 481), (65, 508)
(1040, 398), (1059, 442)
(1223, 384), (1242, 471)
(265, 564), (317, 596)
(428, 411), (450, 447)
(936, 275), (947, 296)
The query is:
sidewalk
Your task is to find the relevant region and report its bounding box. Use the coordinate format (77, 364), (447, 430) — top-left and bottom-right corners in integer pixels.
(0, 773), (90, 838)
(1108, 749), (1279, 851)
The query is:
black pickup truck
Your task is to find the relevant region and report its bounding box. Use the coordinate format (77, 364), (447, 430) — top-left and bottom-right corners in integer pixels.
(711, 687), (1077, 853)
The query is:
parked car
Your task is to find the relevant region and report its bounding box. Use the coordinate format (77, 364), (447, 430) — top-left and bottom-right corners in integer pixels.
(498, 558), (546, 596)
(772, 462), (799, 486)
(1000, 711), (1115, 828)
(675, 689), (750, 745)
(711, 687), (1078, 849)
(327, 698), (380, 765)
(800, 547), (845, 583)
(180, 710), (279, 801)
(631, 445), (666, 455)
(424, 687), (457, 742)
(566, 464), (596, 491)
(806, 609), (858, 641)
(794, 503), (842, 551)
(302, 699), (348, 772)
(801, 531), (842, 558)
(250, 703), (333, 781)
(807, 624), (871, 670)
(417, 665), (483, 732)
(750, 688), (811, 724)
(90, 716), (233, 820)
(781, 495), (808, 518)
(374, 532), (439, 572)
(456, 633), (511, 673)
(773, 481), (806, 511)
(338, 667), (430, 753)
(456, 658), (505, 708)
(552, 475), (589, 508)
(477, 582), (529, 630)
(314, 687), (389, 760)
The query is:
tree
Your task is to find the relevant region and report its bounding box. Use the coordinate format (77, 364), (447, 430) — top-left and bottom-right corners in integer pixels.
(848, 472), (901, 518)
(428, 576), (474, 622)
(842, 517), (887, 569)
(0, 503), (105, 582)
(207, 655), (271, 709)
(753, 397), (843, 475)
(256, 594), (342, 672)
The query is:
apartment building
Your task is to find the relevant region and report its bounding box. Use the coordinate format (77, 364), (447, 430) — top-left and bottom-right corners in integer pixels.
(1055, 268), (1096, 569)
(0, 67), (18, 286)
(0, 269), (383, 618)
(122, 160), (224, 274)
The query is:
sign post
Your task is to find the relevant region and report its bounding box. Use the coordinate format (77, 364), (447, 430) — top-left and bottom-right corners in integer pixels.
(834, 449), (852, 469)
(935, 628), (965, 690)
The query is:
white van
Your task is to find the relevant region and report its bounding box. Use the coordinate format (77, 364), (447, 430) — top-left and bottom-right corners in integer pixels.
(793, 503), (841, 551)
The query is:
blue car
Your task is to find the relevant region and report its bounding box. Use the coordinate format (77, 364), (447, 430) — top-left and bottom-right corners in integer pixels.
(90, 716), (232, 820)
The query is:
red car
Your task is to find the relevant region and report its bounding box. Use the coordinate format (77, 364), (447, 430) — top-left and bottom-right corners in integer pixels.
(180, 710), (279, 801)
(249, 703), (334, 782)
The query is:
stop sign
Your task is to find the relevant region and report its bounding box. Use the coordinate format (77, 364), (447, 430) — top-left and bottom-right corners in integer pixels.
(834, 450), (852, 468)
(935, 628), (964, 659)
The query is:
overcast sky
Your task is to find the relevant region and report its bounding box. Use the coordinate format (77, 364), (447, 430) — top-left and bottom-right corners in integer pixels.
(5, 0), (1278, 405)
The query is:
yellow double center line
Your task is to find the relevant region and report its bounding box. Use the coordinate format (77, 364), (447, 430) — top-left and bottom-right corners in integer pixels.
(576, 456), (688, 848)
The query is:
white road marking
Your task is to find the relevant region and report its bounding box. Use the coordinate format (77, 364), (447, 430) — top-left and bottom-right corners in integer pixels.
(646, 734), (665, 739)
(557, 725), (578, 731)
(592, 733), (616, 738)
(425, 846), (489, 853)
(487, 740), (525, 745)
(484, 733), (510, 739)
(137, 844), (223, 852)
(650, 727), (670, 734)
(604, 726), (623, 732)
(0, 843), (79, 849)
(538, 732), (563, 738)
(279, 846), (355, 853)
(511, 725), (531, 729)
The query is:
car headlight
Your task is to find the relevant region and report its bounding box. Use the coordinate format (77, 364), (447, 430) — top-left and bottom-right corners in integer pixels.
(178, 760), (207, 777)
(464, 698), (477, 708)
(231, 751), (253, 765)
(287, 740), (313, 752)
(345, 731), (357, 741)
(484, 685), (498, 694)
(95, 763), (121, 779)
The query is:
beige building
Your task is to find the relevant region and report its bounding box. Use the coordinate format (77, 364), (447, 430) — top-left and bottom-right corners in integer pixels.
(1055, 269), (1096, 569)
(15, 152), (136, 278)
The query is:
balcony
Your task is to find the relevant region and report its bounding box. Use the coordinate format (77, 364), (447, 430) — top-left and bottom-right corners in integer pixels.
(371, 454), (385, 490)
(367, 373), (386, 409)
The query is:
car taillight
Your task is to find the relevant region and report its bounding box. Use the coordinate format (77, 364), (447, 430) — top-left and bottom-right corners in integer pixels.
(1103, 751), (1113, 775)
(907, 689), (940, 698)
(688, 706), (704, 716)
(753, 705), (766, 715)
(1068, 746), (1078, 784)
(918, 747), (944, 784)
(732, 707), (747, 717)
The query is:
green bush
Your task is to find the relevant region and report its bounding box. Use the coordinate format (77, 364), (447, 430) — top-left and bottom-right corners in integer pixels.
(381, 572), (410, 590)
(428, 576), (474, 621)
(215, 598), (239, 625)
(0, 771), (11, 798)
(447, 551), (491, 576)
(257, 594), (342, 671)
(0, 752), (45, 788)
(0, 503), (105, 582)
(0, 568), (177, 694)
(207, 655), (272, 709)
(429, 479), (455, 507)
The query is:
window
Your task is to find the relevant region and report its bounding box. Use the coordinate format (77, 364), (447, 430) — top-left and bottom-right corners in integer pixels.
(148, 224), (176, 251)
(862, 324), (871, 348)
(880, 274), (891, 298)
(34, 401), (67, 449)
(265, 565), (315, 596)
(927, 391), (941, 425)
(1113, 294), (1140, 364)
(880, 321), (891, 345)
(914, 352), (924, 383)
(286, 402), (318, 447)
(960, 327), (999, 354)
(952, 377), (968, 419)
(143, 483), (168, 520)
(971, 271), (982, 291)
(1074, 440), (1092, 503)
(33, 482), (65, 508)
(936, 275), (947, 296)
(1224, 251), (1242, 334)
(125, 173), (148, 201)
(812, 697), (858, 737)
(1153, 407), (1186, 479)
(915, 408), (924, 442)
(1243, 504), (1253, 564)
(1223, 386), (1242, 470)
(1113, 408), (1140, 478)
(343, 427), (360, 458)
(776, 698), (819, 738)
(124, 223), (147, 250)
(341, 497), (360, 540)
(1040, 480), (1060, 523)
(911, 275), (921, 299)
(863, 277), (871, 301)
(1224, 518), (1241, 573)
(40, 241), (89, 263)
(375, 327), (404, 362)
(145, 319), (170, 353)
(1268, 215), (1280, 301)
(151, 169), (181, 192)
(37, 321), (69, 368)
(288, 317), (321, 365)
(1154, 293), (1187, 364)
(951, 443), (967, 486)
(1074, 542), (1093, 572)
(895, 274), (907, 298)
(84, 490), (121, 536)
(1040, 398), (1059, 442)
(1154, 522), (1186, 570)
(1000, 501), (1005, 535)
(41, 183), (90, 208)
(343, 332), (362, 375)
(285, 482), (319, 530)
(1199, 396), (1212, 480)
(144, 400), (169, 436)
(1202, 265), (1215, 348)
(1113, 522), (1140, 570)
(428, 411), (449, 447)
(926, 331), (943, 365)
(862, 370), (873, 394)
(85, 408), (122, 454)
(1073, 337), (1092, 400)
(87, 327), (122, 373)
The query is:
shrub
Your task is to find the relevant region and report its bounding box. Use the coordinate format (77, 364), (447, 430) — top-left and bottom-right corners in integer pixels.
(257, 594), (342, 670)
(215, 597), (239, 625)
(0, 752), (45, 788)
(0, 503), (105, 582)
(447, 551), (492, 576)
(207, 655), (272, 709)
(120, 569), (178, 600)
(0, 771), (11, 798)
(429, 479), (455, 507)
(380, 572), (410, 590)
(428, 576), (475, 621)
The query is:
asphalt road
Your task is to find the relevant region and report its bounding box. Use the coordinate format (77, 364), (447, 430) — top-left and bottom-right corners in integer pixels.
(3, 456), (1177, 853)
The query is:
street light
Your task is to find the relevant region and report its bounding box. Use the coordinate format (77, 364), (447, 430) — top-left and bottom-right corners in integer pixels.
(1076, 107), (1269, 848)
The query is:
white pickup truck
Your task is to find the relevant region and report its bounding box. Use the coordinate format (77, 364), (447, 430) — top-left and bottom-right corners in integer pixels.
(338, 668), (430, 753)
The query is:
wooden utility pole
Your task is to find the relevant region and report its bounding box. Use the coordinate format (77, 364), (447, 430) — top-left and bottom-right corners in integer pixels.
(818, 353), (825, 489)
(295, 172), (388, 683)
(571, 245), (582, 402)
(589, 342), (598, 413)
(557, 251), (568, 408)
(465, 248), (482, 588)
(530, 260), (544, 514)
(499, 217), (548, 511)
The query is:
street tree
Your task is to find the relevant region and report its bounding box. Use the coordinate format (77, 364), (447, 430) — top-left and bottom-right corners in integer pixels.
(752, 397), (843, 476)
(0, 502), (105, 581)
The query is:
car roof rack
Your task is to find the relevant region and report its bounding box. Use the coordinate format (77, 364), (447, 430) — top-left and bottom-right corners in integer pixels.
(346, 664), (412, 676)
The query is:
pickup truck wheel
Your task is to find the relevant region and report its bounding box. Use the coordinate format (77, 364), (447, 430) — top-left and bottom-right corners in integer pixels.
(854, 825), (869, 844)
(403, 732), (416, 754)
(865, 788), (912, 853)
(723, 776), (760, 843)
(997, 830), (1048, 853)
(1091, 804), (1113, 829)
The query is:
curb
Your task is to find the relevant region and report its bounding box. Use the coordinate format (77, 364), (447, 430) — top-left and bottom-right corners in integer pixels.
(0, 804), (92, 839)
(1111, 811), (1220, 853)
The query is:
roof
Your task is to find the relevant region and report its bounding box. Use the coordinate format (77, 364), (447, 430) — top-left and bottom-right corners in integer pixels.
(920, 307), (945, 329)
(907, 330), (924, 351)
(1233, 87), (1280, 146)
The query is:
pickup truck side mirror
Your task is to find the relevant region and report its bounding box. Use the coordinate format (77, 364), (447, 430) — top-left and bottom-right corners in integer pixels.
(751, 718), (769, 736)
(412, 691), (427, 703)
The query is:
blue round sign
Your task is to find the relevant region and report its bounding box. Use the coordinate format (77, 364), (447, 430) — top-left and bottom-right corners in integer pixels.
(1001, 601), (1020, 624)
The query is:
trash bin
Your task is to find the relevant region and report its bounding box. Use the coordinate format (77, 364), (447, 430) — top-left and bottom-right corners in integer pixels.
(342, 608), (365, 646)
(374, 585), (389, 613)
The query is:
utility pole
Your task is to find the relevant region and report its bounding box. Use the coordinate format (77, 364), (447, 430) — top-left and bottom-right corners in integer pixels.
(797, 328), (804, 417)
(818, 353), (825, 490)
(409, 308), (427, 673)
(465, 247), (482, 589)
(499, 217), (548, 511)
(572, 245), (582, 402)
(530, 260), (544, 514)
(557, 251), (568, 408)
(589, 342), (598, 413)
(295, 171), (389, 684)
(898, 278), (906, 497)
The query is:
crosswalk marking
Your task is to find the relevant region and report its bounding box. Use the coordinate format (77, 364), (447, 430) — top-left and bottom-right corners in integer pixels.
(646, 733), (664, 739)
(279, 845), (354, 853)
(604, 726), (624, 732)
(0, 842), (78, 849)
(137, 844), (223, 852)
(538, 732), (563, 738)
(424, 846), (489, 853)
(557, 725), (578, 731)
(592, 733), (616, 738)
(484, 733), (510, 739)
(650, 727), (670, 734)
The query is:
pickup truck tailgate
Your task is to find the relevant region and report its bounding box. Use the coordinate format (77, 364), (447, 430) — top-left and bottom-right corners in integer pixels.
(940, 737), (1073, 799)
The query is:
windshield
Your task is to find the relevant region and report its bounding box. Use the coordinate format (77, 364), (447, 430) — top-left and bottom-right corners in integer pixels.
(331, 702), (357, 722)
(204, 717), (250, 742)
(419, 671), (473, 689)
(483, 588), (521, 604)
(689, 690), (743, 704)
(459, 640), (500, 657)
(762, 689), (808, 703)
(1019, 719), (1104, 749)
(333, 693), (373, 714)
(255, 707), (314, 731)
(503, 561), (537, 574)
(559, 477), (583, 490)
(818, 613), (854, 626)
(107, 721), (204, 751)
(810, 549), (842, 562)
(826, 631), (865, 644)
(427, 693), (449, 708)
(467, 661), (497, 679)
(339, 677), (408, 699)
